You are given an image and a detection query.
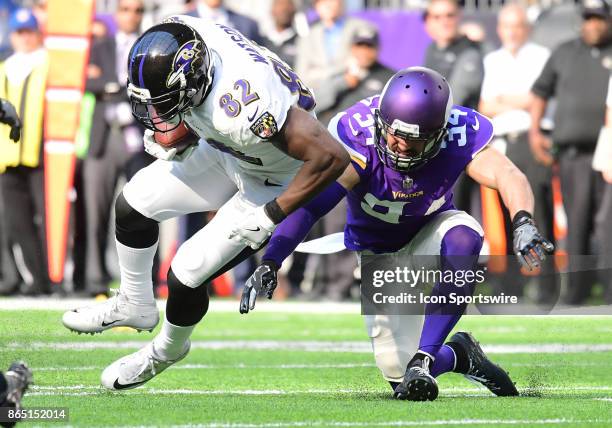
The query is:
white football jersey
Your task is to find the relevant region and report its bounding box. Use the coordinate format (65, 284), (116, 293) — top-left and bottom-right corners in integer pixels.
(172, 15), (315, 174)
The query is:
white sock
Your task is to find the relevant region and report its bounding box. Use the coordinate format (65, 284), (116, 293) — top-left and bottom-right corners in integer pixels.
(153, 317), (195, 361)
(116, 239), (158, 306)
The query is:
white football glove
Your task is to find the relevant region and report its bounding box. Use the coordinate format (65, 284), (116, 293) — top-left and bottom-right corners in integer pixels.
(143, 129), (196, 162)
(229, 205), (277, 250)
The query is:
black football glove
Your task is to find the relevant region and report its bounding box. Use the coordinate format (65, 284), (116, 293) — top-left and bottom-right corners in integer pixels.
(240, 260), (278, 314)
(0, 99), (21, 142)
(512, 211), (554, 270)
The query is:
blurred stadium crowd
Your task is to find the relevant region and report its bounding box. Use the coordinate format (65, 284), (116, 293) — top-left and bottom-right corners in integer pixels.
(0, 0), (611, 306)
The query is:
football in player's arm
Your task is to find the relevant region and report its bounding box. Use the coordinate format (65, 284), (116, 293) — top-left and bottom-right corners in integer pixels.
(243, 67), (553, 401)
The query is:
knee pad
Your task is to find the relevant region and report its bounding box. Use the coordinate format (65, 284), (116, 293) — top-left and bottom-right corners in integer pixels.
(172, 240), (258, 288)
(115, 192), (159, 248)
(166, 268), (210, 326)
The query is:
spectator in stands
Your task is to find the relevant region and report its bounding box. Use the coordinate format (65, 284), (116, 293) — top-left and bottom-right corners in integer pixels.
(423, 0), (484, 215)
(31, 0), (46, 32)
(596, 75), (612, 303)
(188, 0), (263, 44)
(262, 0), (299, 67)
(530, 0), (612, 304)
(0, 98), (20, 296)
(479, 3), (555, 300)
(316, 25), (394, 124)
(295, 0), (368, 98)
(424, 0), (483, 109)
(82, 0), (146, 296)
(0, 0), (17, 294)
(0, 8), (49, 296)
(0, 0), (16, 60)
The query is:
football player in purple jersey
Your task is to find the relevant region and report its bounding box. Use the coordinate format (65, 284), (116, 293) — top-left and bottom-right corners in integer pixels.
(241, 67), (553, 401)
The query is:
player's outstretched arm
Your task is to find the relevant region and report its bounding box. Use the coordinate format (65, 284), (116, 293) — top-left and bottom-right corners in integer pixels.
(239, 164), (360, 314)
(467, 146), (533, 218)
(466, 147), (554, 270)
(230, 107), (350, 251)
(271, 107), (351, 214)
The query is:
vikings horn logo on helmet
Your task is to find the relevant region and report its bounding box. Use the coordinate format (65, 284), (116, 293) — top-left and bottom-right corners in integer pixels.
(166, 40), (203, 89)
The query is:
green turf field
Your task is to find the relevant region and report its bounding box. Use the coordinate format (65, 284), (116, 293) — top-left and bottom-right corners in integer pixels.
(1, 306), (612, 427)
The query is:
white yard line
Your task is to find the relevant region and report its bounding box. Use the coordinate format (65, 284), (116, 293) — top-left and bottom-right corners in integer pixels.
(148, 421), (609, 428)
(28, 385), (612, 395)
(29, 360), (612, 372)
(0, 298), (361, 313)
(8, 340), (612, 354)
(169, 420), (610, 427)
(1, 297), (611, 316)
(34, 363), (376, 372)
(18, 418), (612, 427)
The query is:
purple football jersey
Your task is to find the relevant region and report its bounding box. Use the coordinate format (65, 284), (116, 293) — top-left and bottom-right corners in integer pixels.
(329, 95), (493, 253)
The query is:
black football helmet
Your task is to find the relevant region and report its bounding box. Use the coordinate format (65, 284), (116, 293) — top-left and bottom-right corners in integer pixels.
(127, 20), (214, 131)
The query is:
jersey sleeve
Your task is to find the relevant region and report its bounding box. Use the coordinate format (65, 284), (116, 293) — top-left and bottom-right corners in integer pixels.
(237, 73), (293, 145)
(468, 109), (494, 158)
(327, 109), (374, 182)
(444, 106), (494, 162)
(210, 60), (295, 148)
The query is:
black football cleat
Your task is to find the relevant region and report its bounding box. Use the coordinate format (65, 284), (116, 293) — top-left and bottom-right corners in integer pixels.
(447, 332), (518, 396)
(393, 353), (439, 401)
(1, 361), (33, 428)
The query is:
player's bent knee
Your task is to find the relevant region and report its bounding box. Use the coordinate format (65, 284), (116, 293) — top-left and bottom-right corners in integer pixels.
(441, 225), (483, 256)
(170, 240), (203, 288)
(115, 192), (159, 248)
(166, 268), (210, 326)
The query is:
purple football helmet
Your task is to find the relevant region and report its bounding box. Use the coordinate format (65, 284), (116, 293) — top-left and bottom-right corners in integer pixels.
(375, 67), (453, 172)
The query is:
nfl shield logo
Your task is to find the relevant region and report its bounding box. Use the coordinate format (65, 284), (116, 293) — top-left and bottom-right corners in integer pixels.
(402, 176), (413, 189)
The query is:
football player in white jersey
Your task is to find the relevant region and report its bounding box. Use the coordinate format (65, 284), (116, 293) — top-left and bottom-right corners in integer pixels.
(62, 16), (349, 389)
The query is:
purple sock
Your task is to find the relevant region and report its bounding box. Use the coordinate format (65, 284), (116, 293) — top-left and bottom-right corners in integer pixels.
(418, 225), (483, 356)
(430, 344), (456, 377)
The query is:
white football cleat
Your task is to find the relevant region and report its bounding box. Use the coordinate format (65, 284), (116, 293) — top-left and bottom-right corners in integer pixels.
(62, 290), (159, 334)
(101, 341), (190, 390)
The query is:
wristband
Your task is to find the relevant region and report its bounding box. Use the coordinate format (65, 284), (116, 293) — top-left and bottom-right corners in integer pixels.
(264, 199), (287, 225)
(512, 210), (533, 228)
(261, 259), (279, 271)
